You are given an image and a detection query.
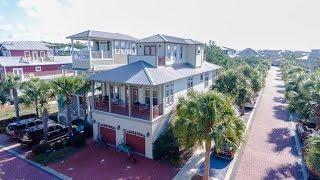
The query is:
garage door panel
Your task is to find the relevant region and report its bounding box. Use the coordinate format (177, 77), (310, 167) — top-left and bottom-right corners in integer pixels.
(125, 132), (145, 155)
(100, 126), (116, 145)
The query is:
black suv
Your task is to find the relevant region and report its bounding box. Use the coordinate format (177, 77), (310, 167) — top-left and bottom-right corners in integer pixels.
(18, 123), (68, 146)
(6, 118), (42, 138)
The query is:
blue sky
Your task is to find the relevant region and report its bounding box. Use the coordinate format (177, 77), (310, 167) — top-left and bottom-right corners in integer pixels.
(0, 0), (320, 51)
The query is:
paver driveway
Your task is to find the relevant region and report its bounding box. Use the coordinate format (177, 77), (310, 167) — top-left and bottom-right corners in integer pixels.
(232, 67), (303, 180)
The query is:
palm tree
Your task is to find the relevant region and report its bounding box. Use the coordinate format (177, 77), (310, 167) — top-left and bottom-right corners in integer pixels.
(52, 76), (84, 137)
(174, 91), (245, 180)
(21, 78), (41, 118)
(0, 75), (21, 120)
(235, 79), (254, 115)
(37, 80), (55, 142)
(305, 134), (320, 177)
(76, 80), (91, 124)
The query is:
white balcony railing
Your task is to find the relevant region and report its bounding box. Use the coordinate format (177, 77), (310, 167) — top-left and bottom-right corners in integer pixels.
(74, 50), (113, 61)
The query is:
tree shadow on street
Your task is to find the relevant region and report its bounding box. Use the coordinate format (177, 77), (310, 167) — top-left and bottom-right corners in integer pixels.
(267, 128), (298, 157)
(273, 97), (286, 104)
(264, 163), (300, 180)
(273, 105), (288, 121)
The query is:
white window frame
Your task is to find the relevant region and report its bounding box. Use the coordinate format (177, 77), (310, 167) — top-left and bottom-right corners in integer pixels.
(12, 68), (24, 79)
(131, 43), (136, 54)
(32, 51), (38, 60)
(187, 77), (193, 92)
(204, 73), (209, 87)
(126, 42), (131, 54)
(35, 66), (42, 72)
(197, 46), (201, 55)
(167, 45), (171, 60)
(120, 41), (126, 54)
(24, 51), (31, 59)
(165, 83), (174, 106)
(40, 51), (45, 58)
(115, 41), (120, 54)
(173, 45), (177, 60)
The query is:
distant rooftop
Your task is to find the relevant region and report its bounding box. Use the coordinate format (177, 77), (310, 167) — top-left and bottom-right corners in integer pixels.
(0, 56), (72, 67)
(67, 30), (138, 41)
(0, 41), (50, 51)
(138, 34), (203, 45)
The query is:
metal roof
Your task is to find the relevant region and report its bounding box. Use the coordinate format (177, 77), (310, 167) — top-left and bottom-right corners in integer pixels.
(138, 34), (203, 45)
(0, 56), (72, 67)
(87, 61), (220, 85)
(67, 30), (138, 41)
(0, 41), (50, 51)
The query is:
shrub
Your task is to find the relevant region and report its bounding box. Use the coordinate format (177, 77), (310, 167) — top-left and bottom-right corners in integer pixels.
(83, 124), (93, 138)
(0, 127), (6, 134)
(72, 133), (86, 148)
(32, 143), (51, 155)
(153, 127), (180, 165)
(34, 150), (64, 165)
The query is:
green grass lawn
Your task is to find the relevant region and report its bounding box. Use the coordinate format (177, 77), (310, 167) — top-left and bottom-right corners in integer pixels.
(0, 103), (58, 121)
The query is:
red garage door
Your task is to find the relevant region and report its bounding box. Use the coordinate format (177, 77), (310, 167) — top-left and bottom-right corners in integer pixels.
(100, 125), (116, 146)
(125, 130), (145, 155)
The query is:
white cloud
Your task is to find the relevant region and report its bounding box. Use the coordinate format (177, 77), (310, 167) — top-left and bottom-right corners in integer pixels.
(1, 0), (319, 50)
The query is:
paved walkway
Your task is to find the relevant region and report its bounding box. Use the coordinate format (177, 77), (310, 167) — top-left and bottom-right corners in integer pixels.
(0, 147), (56, 179)
(232, 67), (303, 180)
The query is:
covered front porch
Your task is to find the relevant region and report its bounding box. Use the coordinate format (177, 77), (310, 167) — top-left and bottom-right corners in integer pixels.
(92, 82), (163, 121)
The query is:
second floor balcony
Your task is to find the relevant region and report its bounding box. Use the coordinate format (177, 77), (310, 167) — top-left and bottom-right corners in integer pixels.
(74, 50), (113, 61)
(92, 83), (164, 121)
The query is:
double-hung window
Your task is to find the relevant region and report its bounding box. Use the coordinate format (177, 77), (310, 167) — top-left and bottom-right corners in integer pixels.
(187, 77), (193, 92)
(180, 46), (183, 59)
(197, 46), (201, 55)
(131, 43), (136, 54)
(173, 45), (177, 60)
(165, 83), (174, 106)
(204, 73), (209, 87)
(121, 41), (126, 54)
(115, 41), (120, 54)
(110, 85), (120, 99)
(24, 51), (31, 59)
(167, 45), (171, 60)
(126, 42), (131, 54)
(200, 74), (204, 82)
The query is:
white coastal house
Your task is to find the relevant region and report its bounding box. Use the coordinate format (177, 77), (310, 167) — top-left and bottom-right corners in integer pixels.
(86, 34), (220, 159)
(58, 30), (138, 121)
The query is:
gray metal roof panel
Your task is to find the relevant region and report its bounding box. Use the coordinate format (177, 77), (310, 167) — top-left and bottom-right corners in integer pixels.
(0, 56), (72, 67)
(87, 61), (220, 85)
(1, 41), (50, 51)
(67, 30), (138, 41)
(138, 34), (203, 45)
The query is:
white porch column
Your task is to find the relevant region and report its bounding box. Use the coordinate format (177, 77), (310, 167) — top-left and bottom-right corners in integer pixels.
(128, 85), (131, 117)
(150, 88), (153, 120)
(88, 39), (92, 61)
(107, 83), (111, 112)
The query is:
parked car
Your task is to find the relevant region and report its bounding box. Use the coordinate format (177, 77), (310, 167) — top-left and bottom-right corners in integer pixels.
(18, 123), (68, 146)
(296, 123), (316, 143)
(212, 144), (235, 159)
(6, 118), (42, 138)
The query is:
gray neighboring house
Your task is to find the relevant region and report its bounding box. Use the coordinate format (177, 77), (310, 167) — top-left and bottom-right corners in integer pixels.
(220, 46), (237, 57)
(308, 49), (320, 73)
(236, 48), (262, 58)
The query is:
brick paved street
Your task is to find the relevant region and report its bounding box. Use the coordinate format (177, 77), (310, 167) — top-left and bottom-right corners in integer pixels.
(0, 147), (55, 180)
(232, 67), (303, 180)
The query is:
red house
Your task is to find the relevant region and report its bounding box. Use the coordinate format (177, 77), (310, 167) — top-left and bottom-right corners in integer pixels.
(0, 41), (73, 80)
